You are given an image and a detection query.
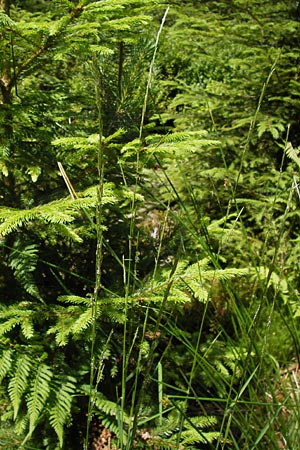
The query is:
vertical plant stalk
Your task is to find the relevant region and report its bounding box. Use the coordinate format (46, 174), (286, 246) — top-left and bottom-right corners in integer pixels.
(175, 267), (212, 447)
(127, 255), (180, 449)
(119, 8), (170, 448)
(139, 6), (169, 141)
(232, 53), (280, 197)
(157, 361), (163, 427)
(0, 0), (18, 209)
(84, 55), (105, 450)
(126, 206), (171, 441)
(118, 41), (124, 99)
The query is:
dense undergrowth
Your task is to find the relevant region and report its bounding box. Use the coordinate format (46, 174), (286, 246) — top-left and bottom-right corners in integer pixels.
(0, 1), (300, 449)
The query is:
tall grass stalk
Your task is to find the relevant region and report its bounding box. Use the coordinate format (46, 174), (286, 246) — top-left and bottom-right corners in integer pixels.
(118, 8), (170, 449)
(84, 55), (105, 450)
(233, 53), (280, 197)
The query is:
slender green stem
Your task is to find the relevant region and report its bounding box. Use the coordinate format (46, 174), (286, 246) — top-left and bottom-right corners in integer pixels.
(84, 55), (105, 450)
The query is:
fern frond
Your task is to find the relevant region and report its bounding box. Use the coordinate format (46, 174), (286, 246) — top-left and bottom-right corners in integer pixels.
(93, 394), (129, 443)
(15, 415), (29, 436)
(0, 10), (16, 28)
(284, 141), (300, 169)
(0, 303), (36, 339)
(0, 349), (13, 382)
(49, 377), (76, 447)
(143, 130), (221, 159)
(0, 316), (22, 336)
(179, 262), (248, 301)
(214, 359), (230, 378)
(46, 305), (83, 346)
(47, 300), (98, 346)
(36, 203), (77, 224)
(0, 205), (73, 237)
(8, 354), (33, 420)
(146, 130), (208, 146)
(0, 184), (117, 238)
(26, 364), (53, 435)
(100, 297), (127, 322)
(52, 136), (97, 150)
(181, 429), (220, 445)
(190, 415), (217, 429)
(81, 183), (117, 205)
(104, 128), (126, 143)
(20, 319), (35, 340)
(0, 209), (36, 236)
(9, 242), (41, 300)
(156, 408), (219, 448)
(204, 267), (249, 281)
(147, 437), (179, 449)
(94, 396), (117, 417)
(143, 259), (249, 305)
(57, 295), (89, 305)
(71, 306), (95, 334)
(49, 223), (83, 243)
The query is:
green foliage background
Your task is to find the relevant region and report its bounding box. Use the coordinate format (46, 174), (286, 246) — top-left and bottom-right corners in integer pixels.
(1, 0), (300, 449)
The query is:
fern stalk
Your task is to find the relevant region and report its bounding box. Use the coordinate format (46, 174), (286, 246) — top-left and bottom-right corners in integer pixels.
(158, 361), (163, 426)
(118, 9), (171, 449)
(84, 54), (106, 450)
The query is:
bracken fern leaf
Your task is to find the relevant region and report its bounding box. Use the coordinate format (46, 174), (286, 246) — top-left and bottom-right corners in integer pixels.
(26, 364), (53, 435)
(0, 303), (36, 338)
(49, 377), (76, 447)
(9, 242), (41, 300)
(284, 142), (300, 168)
(0, 349), (13, 383)
(8, 354), (32, 420)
